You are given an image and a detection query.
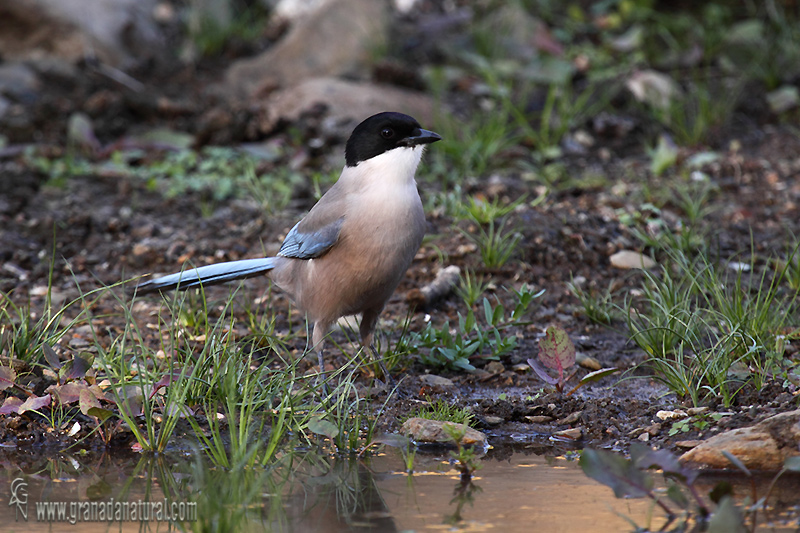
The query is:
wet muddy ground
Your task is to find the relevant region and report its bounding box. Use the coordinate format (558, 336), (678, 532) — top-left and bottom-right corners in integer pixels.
(2, 115), (799, 456)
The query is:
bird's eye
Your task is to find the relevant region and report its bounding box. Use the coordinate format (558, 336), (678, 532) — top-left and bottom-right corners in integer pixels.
(381, 128), (394, 139)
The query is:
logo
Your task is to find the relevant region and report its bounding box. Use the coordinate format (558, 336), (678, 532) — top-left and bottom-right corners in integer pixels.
(9, 478), (28, 521)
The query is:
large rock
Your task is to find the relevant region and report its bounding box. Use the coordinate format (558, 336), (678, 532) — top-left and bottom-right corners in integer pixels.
(0, 0), (163, 67)
(261, 77), (437, 130)
(680, 410), (800, 471)
(225, 0), (388, 99)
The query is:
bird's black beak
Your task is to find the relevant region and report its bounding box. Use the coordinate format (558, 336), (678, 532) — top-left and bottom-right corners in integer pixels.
(400, 128), (442, 147)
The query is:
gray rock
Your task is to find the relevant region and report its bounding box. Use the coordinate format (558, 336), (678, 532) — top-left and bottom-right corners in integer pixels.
(0, 0), (163, 67)
(261, 77), (437, 132)
(418, 374), (455, 390)
(0, 95), (11, 123)
(554, 427), (582, 440)
(225, 0), (387, 98)
(0, 63), (40, 102)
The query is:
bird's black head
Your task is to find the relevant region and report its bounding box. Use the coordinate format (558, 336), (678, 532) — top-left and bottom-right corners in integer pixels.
(345, 112), (442, 167)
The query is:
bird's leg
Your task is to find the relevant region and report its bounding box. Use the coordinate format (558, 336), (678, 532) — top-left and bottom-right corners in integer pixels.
(317, 347), (325, 380)
(369, 344), (395, 387)
(359, 312), (394, 383)
(312, 323), (329, 397)
(317, 346), (329, 398)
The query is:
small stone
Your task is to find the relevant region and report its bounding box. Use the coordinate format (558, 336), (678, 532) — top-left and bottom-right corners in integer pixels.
(656, 410), (688, 421)
(553, 427), (582, 440)
(512, 363), (530, 373)
(638, 432), (650, 442)
(483, 416), (503, 426)
(455, 243), (478, 256)
(766, 85), (799, 114)
(556, 411), (582, 425)
(573, 129), (595, 147)
(576, 352), (601, 371)
(645, 423), (662, 436)
(68, 336), (90, 348)
(470, 369), (492, 381)
(628, 427), (647, 437)
(418, 374), (455, 389)
(526, 415), (554, 424)
(687, 407), (709, 416)
(132, 243), (151, 256)
(610, 250), (656, 270)
(485, 361), (505, 375)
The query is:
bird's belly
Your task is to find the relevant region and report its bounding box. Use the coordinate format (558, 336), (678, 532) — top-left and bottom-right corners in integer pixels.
(269, 191), (424, 325)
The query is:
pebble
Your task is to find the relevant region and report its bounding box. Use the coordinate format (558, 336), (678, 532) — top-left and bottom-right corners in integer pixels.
(576, 352), (601, 370)
(485, 361), (505, 375)
(418, 374), (455, 389)
(553, 427), (582, 440)
(656, 409), (688, 420)
(609, 250), (656, 270)
(556, 411), (582, 425)
(483, 416), (503, 426)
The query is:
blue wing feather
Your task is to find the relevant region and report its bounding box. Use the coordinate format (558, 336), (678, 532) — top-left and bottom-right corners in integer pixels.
(278, 217), (344, 259)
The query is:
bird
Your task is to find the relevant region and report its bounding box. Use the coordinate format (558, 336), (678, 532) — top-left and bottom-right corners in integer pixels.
(135, 111), (441, 382)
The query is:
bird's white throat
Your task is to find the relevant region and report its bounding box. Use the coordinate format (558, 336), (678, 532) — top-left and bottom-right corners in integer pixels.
(342, 145), (425, 189)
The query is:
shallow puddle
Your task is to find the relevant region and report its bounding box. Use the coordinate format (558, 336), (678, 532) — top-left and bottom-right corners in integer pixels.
(367, 450), (660, 532)
(0, 445), (665, 532)
(1, 445), (797, 532)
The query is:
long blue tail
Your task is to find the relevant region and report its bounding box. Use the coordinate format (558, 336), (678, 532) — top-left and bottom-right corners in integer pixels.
(136, 257), (277, 293)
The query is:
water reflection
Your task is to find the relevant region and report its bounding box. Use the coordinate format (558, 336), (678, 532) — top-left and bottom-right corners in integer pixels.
(444, 478), (482, 526)
(0, 445), (665, 532)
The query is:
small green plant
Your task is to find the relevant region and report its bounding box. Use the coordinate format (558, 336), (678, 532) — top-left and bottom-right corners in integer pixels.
(625, 264), (700, 359)
(776, 240), (800, 291)
(28, 146), (305, 216)
(187, 0), (270, 57)
(672, 179), (717, 227)
(652, 76), (743, 146)
(625, 222), (800, 406)
(0, 264), (104, 364)
(455, 269), (490, 308)
(456, 195), (526, 225)
(409, 398), (474, 426)
(528, 326), (617, 394)
(668, 412), (725, 436)
(474, 57), (611, 155)
(187, 348), (294, 468)
(648, 134), (678, 176)
(512, 81), (611, 155)
(402, 436), (417, 473)
(567, 279), (619, 325)
(428, 78), (521, 181)
(403, 286), (543, 371)
(442, 423), (482, 480)
(459, 217), (522, 269)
